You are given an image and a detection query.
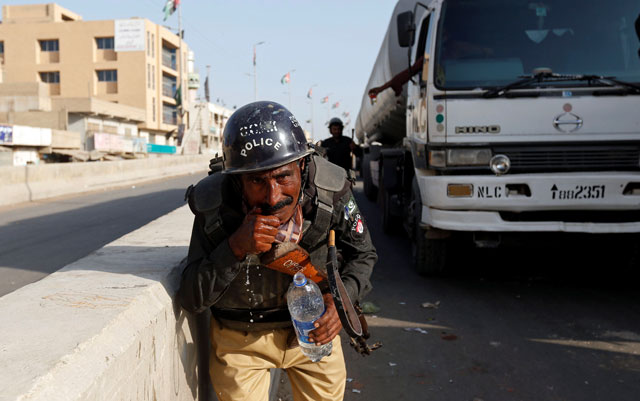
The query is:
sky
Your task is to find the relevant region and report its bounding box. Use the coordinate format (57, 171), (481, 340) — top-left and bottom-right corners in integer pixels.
(2, 0), (399, 141)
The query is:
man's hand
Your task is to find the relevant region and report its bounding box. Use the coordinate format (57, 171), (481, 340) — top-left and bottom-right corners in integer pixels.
(308, 293), (343, 345)
(228, 210), (280, 260)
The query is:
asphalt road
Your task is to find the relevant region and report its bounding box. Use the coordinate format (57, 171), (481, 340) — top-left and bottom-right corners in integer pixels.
(278, 180), (640, 401)
(0, 172), (207, 297)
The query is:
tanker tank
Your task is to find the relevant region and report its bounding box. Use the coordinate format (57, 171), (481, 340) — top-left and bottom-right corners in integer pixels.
(355, 0), (416, 146)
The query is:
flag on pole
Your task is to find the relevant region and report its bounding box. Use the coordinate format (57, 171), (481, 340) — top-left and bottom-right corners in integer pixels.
(321, 96), (329, 104)
(162, 0), (179, 21)
(332, 101), (340, 109)
(204, 77), (210, 102)
(253, 47), (256, 66)
(307, 87), (313, 99)
(174, 85), (182, 107)
(280, 72), (290, 85)
(342, 111), (350, 118)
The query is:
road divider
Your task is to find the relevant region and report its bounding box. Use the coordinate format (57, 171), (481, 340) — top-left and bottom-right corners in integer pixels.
(0, 155), (211, 208)
(0, 205), (205, 401)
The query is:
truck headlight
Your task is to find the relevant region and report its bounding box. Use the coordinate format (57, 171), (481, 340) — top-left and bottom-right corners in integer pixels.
(428, 150), (446, 167)
(446, 148), (492, 166)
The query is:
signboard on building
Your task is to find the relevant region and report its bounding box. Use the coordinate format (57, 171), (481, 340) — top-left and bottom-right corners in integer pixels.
(132, 138), (148, 153)
(0, 125), (13, 145)
(93, 132), (136, 153)
(115, 19), (146, 52)
(147, 143), (176, 154)
(12, 126), (52, 146)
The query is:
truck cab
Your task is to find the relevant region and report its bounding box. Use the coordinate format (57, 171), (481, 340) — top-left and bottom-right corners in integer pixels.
(360, 0), (640, 275)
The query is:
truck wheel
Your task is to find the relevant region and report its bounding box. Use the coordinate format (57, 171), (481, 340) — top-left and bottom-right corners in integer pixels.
(410, 177), (447, 275)
(412, 226), (448, 276)
(379, 184), (399, 234)
(362, 153), (377, 201)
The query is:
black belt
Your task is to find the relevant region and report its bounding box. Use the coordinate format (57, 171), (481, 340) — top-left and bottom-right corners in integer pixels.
(211, 307), (291, 323)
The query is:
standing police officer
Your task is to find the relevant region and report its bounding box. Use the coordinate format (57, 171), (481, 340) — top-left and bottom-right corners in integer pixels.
(320, 117), (361, 172)
(178, 101), (377, 401)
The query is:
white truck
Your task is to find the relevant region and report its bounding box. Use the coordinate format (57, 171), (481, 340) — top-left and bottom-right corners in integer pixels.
(356, 0), (640, 275)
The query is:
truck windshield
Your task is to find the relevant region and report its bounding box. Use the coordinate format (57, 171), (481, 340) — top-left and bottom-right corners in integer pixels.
(434, 0), (640, 90)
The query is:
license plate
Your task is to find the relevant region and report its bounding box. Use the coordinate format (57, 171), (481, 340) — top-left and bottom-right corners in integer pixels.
(550, 184), (606, 200)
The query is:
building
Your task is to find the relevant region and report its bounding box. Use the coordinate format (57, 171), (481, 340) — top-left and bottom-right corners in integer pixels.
(0, 3), (192, 155)
(0, 81), (148, 165)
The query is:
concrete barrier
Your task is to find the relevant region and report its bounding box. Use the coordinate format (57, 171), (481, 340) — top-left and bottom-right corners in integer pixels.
(0, 154), (211, 208)
(0, 205), (204, 401)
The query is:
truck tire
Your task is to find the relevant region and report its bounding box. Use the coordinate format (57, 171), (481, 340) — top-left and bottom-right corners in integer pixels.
(410, 177), (447, 276)
(362, 152), (377, 201)
(379, 183), (399, 234)
(413, 226), (448, 276)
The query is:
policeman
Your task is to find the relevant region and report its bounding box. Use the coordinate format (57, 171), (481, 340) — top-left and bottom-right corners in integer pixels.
(178, 101), (377, 401)
(320, 117), (361, 171)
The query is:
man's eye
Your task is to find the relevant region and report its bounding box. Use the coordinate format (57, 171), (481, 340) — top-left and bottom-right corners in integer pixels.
(251, 178), (263, 185)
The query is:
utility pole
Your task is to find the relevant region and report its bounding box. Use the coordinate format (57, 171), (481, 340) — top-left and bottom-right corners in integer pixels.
(177, 2), (185, 152)
(253, 41), (265, 101)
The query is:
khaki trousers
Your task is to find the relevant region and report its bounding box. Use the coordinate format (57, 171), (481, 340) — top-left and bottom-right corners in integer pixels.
(210, 318), (346, 401)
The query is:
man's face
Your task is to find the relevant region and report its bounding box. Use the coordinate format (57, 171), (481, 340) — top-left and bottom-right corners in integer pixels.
(240, 160), (303, 224)
(330, 124), (343, 137)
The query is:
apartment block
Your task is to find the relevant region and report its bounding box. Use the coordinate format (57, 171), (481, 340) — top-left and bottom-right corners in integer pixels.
(0, 3), (191, 147)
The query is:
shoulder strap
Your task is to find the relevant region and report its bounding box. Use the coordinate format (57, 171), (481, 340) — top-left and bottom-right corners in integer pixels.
(300, 155), (349, 248)
(187, 172), (228, 243)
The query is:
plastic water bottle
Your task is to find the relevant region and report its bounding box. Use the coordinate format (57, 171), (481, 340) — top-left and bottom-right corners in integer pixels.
(287, 271), (332, 362)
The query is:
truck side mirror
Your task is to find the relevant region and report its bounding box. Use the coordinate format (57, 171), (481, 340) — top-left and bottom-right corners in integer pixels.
(397, 11), (415, 48)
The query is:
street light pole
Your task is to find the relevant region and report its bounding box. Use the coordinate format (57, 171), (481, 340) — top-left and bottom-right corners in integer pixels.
(253, 41), (265, 101)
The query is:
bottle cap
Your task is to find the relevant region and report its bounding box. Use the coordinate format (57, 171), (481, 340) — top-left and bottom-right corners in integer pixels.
(293, 271), (307, 287)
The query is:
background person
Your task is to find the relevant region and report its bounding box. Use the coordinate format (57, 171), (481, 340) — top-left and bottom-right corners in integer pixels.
(320, 117), (361, 172)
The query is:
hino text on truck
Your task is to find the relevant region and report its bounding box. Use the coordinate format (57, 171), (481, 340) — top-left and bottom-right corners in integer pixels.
(356, 0), (640, 275)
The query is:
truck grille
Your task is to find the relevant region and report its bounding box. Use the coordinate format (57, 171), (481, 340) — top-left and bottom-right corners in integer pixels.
(493, 144), (640, 173)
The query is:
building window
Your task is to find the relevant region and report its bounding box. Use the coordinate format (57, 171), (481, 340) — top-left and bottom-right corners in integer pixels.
(96, 37), (114, 50)
(0, 41), (4, 64)
(147, 32), (150, 56)
(147, 64), (151, 89)
(162, 45), (176, 70)
(97, 69), (117, 82)
(40, 71), (60, 83)
(153, 97), (156, 122)
(163, 102), (177, 125)
(152, 68), (155, 90)
(39, 39), (59, 52)
(151, 34), (155, 57)
(162, 74), (177, 97)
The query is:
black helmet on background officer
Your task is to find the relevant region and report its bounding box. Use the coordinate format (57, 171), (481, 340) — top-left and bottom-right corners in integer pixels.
(328, 117), (343, 128)
(222, 101), (312, 174)
(328, 117), (344, 138)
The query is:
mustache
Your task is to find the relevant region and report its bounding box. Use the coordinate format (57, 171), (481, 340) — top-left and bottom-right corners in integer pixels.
(259, 196), (294, 215)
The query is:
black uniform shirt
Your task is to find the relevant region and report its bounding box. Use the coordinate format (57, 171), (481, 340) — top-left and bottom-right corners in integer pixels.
(321, 135), (355, 171)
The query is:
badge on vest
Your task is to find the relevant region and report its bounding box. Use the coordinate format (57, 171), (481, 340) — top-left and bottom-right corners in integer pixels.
(343, 196), (358, 221)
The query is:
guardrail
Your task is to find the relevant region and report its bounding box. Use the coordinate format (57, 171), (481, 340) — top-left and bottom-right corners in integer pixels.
(0, 154), (211, 208)
(0, 206), (207, 401)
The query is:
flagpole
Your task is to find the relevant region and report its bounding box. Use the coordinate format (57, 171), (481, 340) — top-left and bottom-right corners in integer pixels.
(253, 41), (265, 101)
(308, 84), (317, 141)
(178, 2), (183, 116)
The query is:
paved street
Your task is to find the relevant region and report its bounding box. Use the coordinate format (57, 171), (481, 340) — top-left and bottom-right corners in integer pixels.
(0, 172), (206, 297)
(279, 180), (640, 401)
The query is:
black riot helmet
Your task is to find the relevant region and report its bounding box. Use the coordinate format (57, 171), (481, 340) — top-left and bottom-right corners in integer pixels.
(222, 101), (313, 174)
(328, 117), (344, 128)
